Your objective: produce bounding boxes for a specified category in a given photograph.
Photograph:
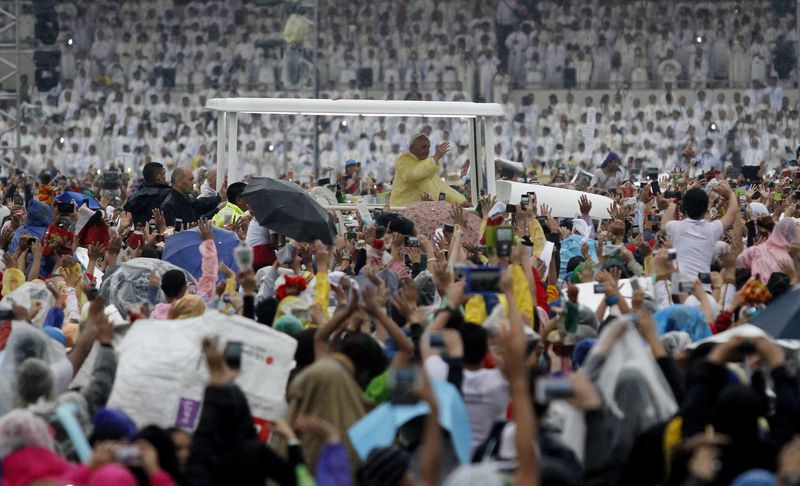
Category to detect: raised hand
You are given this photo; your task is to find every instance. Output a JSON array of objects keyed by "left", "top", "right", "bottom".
[
  {"left": 30, "top": 239, "right": 43, "bottom": 258},
  {"left": 450, "top": 203, "right": 466, "bottom": 228},
  {"left": 653, "top": 249, "right": 675, "bottom": 278},
  {"left": 578, "top": 194, "right": 592, "bottom": 216},
  {"left": 607, "top": 201, "right": 630, "bottom": 221},
  {"left": 433, "top": 141, "right": 450, "bottom": 162},
  {"left": 152, "top": 208, "right": 167, "bottom": 233},
  {"left": 478, "top": 194, "right": 497, "bottom": 218},
  {"left": 314, "top": 242, "right": 331, "bottom": 272},
  {"left": 201, "top": 336, "right": 238, "bottom": 385},
  {"left": 197, "top": 217, "right": 214, "bottom": 241},
  {"left": 362, "top": 284, "right": 387, "bottom": 316},
  {"left": 2, "top": 251, "right": 17, "bottom": 270},
  {"left": 119, "top": 211, "right": 133, "bottom": 230},
  {"left": 88, "top": 243, "right": 105, "bottom": 260}
]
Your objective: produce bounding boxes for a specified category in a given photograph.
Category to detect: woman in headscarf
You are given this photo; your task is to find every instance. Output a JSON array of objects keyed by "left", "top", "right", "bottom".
[{"left": 737, "top": 217, "right": 799, "bottom": 282}]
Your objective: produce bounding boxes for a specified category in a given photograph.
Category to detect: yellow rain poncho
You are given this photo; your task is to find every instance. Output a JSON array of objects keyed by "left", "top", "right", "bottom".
[{"left": 389, "top": 152, "right": 466, "bottom": 207}]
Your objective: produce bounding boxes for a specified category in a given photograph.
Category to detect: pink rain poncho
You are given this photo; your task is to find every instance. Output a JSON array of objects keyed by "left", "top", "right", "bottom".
[{"left": 737, "top": 218, "right": 799, "bottom": 282}]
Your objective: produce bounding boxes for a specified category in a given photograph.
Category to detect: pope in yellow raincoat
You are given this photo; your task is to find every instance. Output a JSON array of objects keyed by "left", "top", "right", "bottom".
[{"left": 389, "top": 134, "right": 467, "bottom": 207}]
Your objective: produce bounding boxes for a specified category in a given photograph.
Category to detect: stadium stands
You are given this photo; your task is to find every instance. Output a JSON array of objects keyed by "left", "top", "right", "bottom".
[{"left": 9, "top": 0, "right": 800, "bottom": 183}]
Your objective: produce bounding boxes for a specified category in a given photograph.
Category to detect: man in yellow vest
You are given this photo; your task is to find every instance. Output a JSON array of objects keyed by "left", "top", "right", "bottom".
[
  {"left": 389, "top": 134, "right": 467, "bottom": 207},
  {"left": 212, "top": 182, "right": 248, "bottom": 228}
]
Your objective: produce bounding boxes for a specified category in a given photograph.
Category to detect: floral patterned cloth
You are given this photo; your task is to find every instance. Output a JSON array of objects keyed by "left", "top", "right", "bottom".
[
  {"left": 42, "top": 225, "right": 74, "bottom": 257},
  {"left": 400, "top": 201, "right": 482, "bottom": 246}
]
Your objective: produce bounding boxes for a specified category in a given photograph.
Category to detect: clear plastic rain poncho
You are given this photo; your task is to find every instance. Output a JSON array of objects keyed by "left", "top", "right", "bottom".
[
  {"left": 557, "top": 316, "right": 678, "bottom": 463},
  {"left": 99, "top": 257, "right": 196, "bottom": 316},
  {"left": 0, "top": 322, "right": 70, "bottom": 416},
  {"left": 0, "top": 282, "right": 57, "bottom": 328},
  {"left": 583, "top": 317, "right": 677, "bottom": 423}
]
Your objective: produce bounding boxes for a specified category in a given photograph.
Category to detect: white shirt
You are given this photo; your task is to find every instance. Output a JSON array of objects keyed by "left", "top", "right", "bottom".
[
  {"left": 665, "top": 218, "right": 724, "bottom": 278},
  {"left": 246, "top": 218, "right": 271, "bottom": 247},
  {"left": 425, "top": 354, "right": 509, "bottom": 449}
]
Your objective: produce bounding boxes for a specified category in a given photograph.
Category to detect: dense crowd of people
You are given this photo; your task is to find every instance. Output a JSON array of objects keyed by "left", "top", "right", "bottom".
[
  {"left": 2, "top": 0, "right": 796, "bottom": 187},
  {"left": 1, "top": 0, "right": 800, "bottom": 485},
  {"left": 0, "top": 124, "right": 799, "bottom": 485},
  {"left": 46, "top": 0, "right": 798, "bottom": 95}
]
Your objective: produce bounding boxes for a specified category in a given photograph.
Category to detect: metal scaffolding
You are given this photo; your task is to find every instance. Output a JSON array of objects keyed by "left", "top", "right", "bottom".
[{"left": 0, "top": 0, "right": 20, "bottom": 169}]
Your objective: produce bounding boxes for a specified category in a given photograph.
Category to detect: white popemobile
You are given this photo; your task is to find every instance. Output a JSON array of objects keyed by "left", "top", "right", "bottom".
[{"left": 205, "top": 97, "right": 613, "bottom": 220}]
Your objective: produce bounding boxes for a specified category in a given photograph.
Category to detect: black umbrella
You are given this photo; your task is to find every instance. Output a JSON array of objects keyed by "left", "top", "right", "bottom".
[
  {"left": 751, "top": 286, "right": 800, "bottom": 339},
  {"left": 242, "top": 178, "right": 337, "bottom": 245}
]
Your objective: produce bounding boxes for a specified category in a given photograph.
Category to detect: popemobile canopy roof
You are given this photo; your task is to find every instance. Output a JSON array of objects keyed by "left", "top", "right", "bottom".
[{"left": 206, "top": 98, "right": 505, "bottom": 118}]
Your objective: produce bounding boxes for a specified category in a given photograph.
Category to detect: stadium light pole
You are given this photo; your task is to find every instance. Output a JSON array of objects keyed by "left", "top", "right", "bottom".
[
  {"left": 13, "top": 0, "right": 18, "bottom": 168},
  {"left": 0, "top": 0, "right": 22, "bottom": 170},
  {"left": 312, "top": 0, "right": 320, "bottom": 180}
]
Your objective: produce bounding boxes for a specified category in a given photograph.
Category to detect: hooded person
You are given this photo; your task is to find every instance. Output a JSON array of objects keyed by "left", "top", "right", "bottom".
[
  {"left": 273, "top": 315, "right": 303, "bottom": 336},
  {"left": 0, "top": 408, "right": 175, "bottom": 486},
  {"left": 281, "top": 332, "right": 387, "bottom": 472},
  {"left": 28, "top": 391, "right": 94, "bottom": 462},
  {"left": 2, "top": 267, "right": 26, "bottom": 296},
  {"left": 736, "top": 217, "right": 800, "bottom": 282},
  {"left": 0, "top": 323, "right": 72, "bottom": 416},
  {"left": 0, "top": 408, "right": 56, "bottom": 458},
  {"left": 168, "top": 294, "right": 207, "bottom": 319},
  {"left": 413, "top": 270, "right": 440, "bottom": 312},
  {"left": 7, "top": 198, "right": 52, "bottom": 254},
  {"left": 255, "top": 265, "right": 297, "bottom": 304},
  {"left": 90, "top": 407, "right": 138, "bottom": 443},
  {"left": 559, "top": 218, "right": 598, "bottom": 278},
  {"left": 653, "top": 305, "right": 711, "bottom": 342},
  {"left": 389, "top": 134, "right": 466, "bottom": 207},
  {"left": 658, "top": 331, "right": 692, "bottom": 357},
  {"left": 0, "top": 409, "right": 77, "bottom": 486},
  {"left": 573, "top": 318, "right": 678, "bottom": 485}
]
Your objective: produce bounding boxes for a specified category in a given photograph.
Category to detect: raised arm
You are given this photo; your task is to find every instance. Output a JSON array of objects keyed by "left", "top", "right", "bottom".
[
  {"left": 663, "top": 201, "right": 677, "bottom": 225},
  {"left": 313, "top": 289, "right": 359, "bottom": 359},
  {"left": 417, "top": 377, "right": 442, "bottom": 486},
  {"left": 363, "top": 285, "right": 414, "bottom": 366},
  {"left": 715, "top": 183, "right": 738, "bottom": 230},
  {"left": 197, "top": 218, "right": 219, "bottom": 301},
  {"left": 499, "top": 268, "right": 538, "bottom": 486}
]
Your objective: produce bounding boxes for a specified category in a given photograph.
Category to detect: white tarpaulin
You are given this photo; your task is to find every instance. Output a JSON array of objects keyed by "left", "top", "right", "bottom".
[{"left": 107, "top": 311, "right": 297, "bottom": 436}]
